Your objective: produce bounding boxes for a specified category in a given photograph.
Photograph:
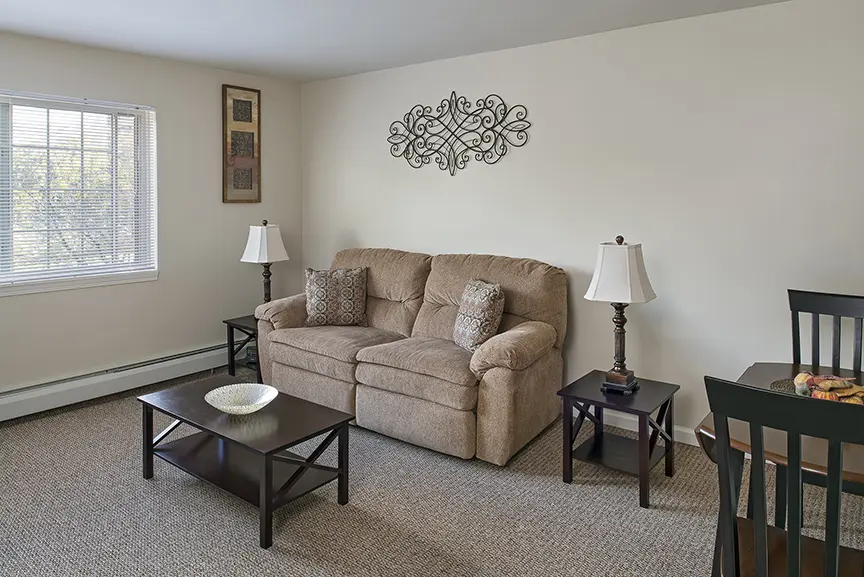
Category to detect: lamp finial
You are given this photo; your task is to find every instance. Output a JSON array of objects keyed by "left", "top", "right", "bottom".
[
  {"left": 615, "top": 235, "right": 624, "bottom": 245},
  {"left": 262, "top": 219, "right": 268, "bottom": 226}
]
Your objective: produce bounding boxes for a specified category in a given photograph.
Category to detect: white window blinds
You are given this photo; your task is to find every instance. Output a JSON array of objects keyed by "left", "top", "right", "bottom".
[{"left": 0, "top": 91, "right": 156, "bottom": 294}]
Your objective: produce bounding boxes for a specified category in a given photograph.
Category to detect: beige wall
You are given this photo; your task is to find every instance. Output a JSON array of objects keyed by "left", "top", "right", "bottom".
[
  {"left": 0, "top": 33, "right": 302, "bottom": 391},
  {"left": 301, "top": 0, "right": 863, "bottom": 429}
]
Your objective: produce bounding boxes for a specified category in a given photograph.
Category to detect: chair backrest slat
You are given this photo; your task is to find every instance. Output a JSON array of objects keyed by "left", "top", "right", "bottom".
[
  {"left": 854, "top": 318, "right": 863, "bottom": 374},
  {"left": 812, "top": 313, "right": 821, "bottom": 367},
  {"left": 832, "top": 315, "right": 842, "bottom": 372},
  {"left": 786, "top": 432, "right": 803, "bottom": 576},
  {"left": 824, "top": 441, "right": 844, "bottom": 577},
  {"left": 748, "top": 422, "right": 769, "bottom": 577},
  {"left": 791, "top": 311, "right": 801, "bottom": 365},
  {"left": 705, "top": 376, "right": 859, "bottom": 577},
  {"left": 789, "top": 289, "right": 864, "bottom": 369}
]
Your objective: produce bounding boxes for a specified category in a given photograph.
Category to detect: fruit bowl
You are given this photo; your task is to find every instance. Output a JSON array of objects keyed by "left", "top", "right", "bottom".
[{"left": 204, "top": 383, "right": 278, "bottom": 415}]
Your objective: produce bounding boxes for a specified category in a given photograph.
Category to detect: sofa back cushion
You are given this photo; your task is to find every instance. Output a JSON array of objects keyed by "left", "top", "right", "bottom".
[
  {"left": 331, "top": 248, "right": 432, "bottom": 337},
  {"left": 412, "top": 254, "right": 568, "bottom": 348}
]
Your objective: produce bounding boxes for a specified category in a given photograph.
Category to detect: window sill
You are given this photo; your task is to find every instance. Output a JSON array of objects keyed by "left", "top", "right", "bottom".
[{"left": 0, "top": 270, "right": 159, "bottom": 297}]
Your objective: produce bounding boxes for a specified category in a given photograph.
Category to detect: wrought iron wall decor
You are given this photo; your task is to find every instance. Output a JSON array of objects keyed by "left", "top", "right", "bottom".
[{"left": 387, "top": 91, "right": 531, "bottom": 176}]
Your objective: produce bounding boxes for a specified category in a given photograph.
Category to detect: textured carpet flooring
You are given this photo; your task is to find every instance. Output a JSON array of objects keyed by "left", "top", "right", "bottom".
[{"left": 2, "top": 370, "right": 863, "bottom": 576}]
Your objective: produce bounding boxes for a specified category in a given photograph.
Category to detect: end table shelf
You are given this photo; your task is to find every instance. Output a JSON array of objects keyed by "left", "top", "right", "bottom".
[
  {"left": 572, "top": 431, "right": 670, "bottom": 477},
  {"left": 233, "top": 358, "right": 259, "bottom": 372},
  {"left": 558, "top": 370, "right": 680, "bottom": 509}
]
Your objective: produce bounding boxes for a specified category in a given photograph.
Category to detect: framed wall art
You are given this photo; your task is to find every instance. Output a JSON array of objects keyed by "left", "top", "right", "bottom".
[{"left": 222, "top": 85, "right": 261, "bottom": 203}]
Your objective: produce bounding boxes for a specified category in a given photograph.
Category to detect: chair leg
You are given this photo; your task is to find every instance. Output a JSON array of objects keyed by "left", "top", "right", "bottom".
[
  {"left": 712, "top": 521, "right": 723, "bottom": 577},
  {"left": 775, "top": 464, "right": 787, "bottom": 529},
  {"left": 713, "top": 449, "right": 745, "bottom": 576}
]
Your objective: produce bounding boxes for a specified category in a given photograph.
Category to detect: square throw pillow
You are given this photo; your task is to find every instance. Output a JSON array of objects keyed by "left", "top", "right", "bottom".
[
  {"left": 453, "top": 279, "right": 505, "bottom": 352},
  {"left": 305, "top": 267, "right": 368, "bottom": 327}
]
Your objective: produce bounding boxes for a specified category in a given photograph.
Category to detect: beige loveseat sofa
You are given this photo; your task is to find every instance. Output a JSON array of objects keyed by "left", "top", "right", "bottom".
[{"left": 254, "top": 248, "right": 567, "bottom": 466}]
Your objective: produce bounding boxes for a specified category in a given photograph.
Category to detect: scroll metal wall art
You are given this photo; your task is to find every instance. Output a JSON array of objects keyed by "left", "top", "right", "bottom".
[{"left": 387, "top": 91, "right": 531, "bottom": 176}]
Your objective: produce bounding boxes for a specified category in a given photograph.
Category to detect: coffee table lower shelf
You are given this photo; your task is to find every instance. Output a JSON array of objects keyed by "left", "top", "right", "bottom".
[{"left": 154, "top": 432, "right": 339, "bottom": 508}]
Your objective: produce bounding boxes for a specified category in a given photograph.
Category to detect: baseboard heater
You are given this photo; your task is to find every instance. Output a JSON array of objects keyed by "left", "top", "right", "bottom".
[{"left": 0, "top": 342, "right": 243, "bottom": 423}]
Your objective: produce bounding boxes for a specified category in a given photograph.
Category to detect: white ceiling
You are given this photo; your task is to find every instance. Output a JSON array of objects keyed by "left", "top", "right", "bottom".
[{"left": 0, "top": 0, "right": 788, "bottom": 81}]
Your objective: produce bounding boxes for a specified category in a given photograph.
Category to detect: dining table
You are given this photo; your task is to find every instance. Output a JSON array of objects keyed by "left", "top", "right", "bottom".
[
  {"left": 696, "top": 362, "right": 864, "bottom": 575},
  {"left": 695, "top": 362, "right": 864, "bottom": 488}
]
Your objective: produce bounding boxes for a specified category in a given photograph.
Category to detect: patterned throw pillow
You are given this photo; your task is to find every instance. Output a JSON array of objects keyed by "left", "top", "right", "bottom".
[
  {"left": 453, "top": 279, "right": 505, "bottom": 352},
  {"left": 304, "top": 267, "right": 368, "bottom": 327}
]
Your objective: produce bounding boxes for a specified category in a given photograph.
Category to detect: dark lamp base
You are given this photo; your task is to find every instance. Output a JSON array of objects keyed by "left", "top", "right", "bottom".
[{"left": 602, "top": 369, "right": 639, "bottom": 395}]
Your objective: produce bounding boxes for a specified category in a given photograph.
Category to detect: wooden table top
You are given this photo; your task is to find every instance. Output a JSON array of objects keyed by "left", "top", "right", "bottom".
[
  {"left": 557, "top": 370, "right": 679, "bottom": 415},
  {"left": 223, "top": 314, "right": 258, "bottom": 331},
  {"left": 696, "top": 362, "right": 864, "bottom": 484},
  {"left": 138, "top": 376, "right": 353, "bottom": 455}
]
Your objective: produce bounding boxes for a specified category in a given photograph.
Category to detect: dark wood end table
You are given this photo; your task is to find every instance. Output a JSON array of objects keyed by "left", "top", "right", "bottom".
[
  {"left": 224, "top": 315, "right": 262, "bottom": 383},
  {"left": 558, "top": 370, "right": 680, "bottom": 508},
  {"left": 138, "top": 375, "right": 353, "bottom": 548}
]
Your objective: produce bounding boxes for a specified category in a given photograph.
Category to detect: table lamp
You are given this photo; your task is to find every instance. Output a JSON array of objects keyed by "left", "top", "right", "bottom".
[
  {"left": 240, "top": 220, "right": 290, "bottom": 302},
  {"left": 584, "top": 235, "right": 656, "bottom": 395}
]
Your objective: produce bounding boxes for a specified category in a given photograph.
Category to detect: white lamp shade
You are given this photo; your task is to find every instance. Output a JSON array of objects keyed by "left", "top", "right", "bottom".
[
  {"left": 584, "top": 239, "right": 656, "bottom": 304},
  {"left": 240, "top": 223, "right": 290, "bottom": 264}
]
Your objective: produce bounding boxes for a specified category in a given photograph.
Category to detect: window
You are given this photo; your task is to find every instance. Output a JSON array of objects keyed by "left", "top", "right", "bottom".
[{"left": 0, "top": 91, "right": 156, "bottom": 295}]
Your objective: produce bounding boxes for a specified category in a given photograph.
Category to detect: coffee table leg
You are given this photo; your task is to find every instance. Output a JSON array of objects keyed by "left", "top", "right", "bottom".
[
  {"left": 142, "top": 404, "right": 153, "bottom": 479},
  {"left": 638, "top": 414, "right": 650, "bottom": 508},
  {"left": 338, "top": 424, "right": 349, "bottom": 505},
  {"left": 260, "top": 455, "right": 273, "bottom": 549}
]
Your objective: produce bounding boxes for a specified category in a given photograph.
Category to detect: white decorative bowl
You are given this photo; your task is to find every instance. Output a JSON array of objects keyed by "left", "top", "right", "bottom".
[{"left": 204, "top": 383, "right": 278, "bottom": 415}]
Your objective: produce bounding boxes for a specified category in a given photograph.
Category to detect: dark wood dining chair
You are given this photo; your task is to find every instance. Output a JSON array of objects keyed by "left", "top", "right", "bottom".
[
  {"left": 788, "top": 289, "right": 864, "bottom": 374},
  {"left": 706, "top": 376, "right": 864, "bottom": 576},
  {"left": 770, "top": 290, "right": 864, "bottom": 529}
]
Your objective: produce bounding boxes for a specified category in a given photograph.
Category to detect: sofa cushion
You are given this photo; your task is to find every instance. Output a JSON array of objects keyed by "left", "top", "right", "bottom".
[
  {"left": 269, "top": 326, "right": 403, "bottom": 383},
  {"left": 332, "top": 248, "right": 432, "bottom": 337},
  {"left": 270, "top": 342, "right": 355, "bottom": 383},
  {"left": 412, "top": 253, "right": 568, "bottom": 348},
  {"left": 304, "top": 267, "right": 368, "bottom": 327},
  {"left": 355, "top": 385, "right": 476, "bottom": 460},
  {"left": 272, "top": 363, "right": 357, "bottom": 415},
  {"left": 356, "top": 363, "right": 478, "bottom": 411},
  {"left": 356, "top": 336, "right": 476, "bottom": 387},
  {"left": 453, "top": 279, "right": 505, "bottom": 352}
]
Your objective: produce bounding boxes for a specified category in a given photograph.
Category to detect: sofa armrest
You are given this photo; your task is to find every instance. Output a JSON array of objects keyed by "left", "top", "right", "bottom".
[
  {"left": 254, "top": 293, "right": 307, "bottom": 330},
  {"left": 470, "top": 321, "right": 557, "bottom": 378}
]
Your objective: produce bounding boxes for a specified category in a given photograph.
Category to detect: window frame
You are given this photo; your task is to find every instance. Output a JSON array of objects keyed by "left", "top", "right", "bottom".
[{"left": 0, "top": 92, "right": 157, "bottom": 297}]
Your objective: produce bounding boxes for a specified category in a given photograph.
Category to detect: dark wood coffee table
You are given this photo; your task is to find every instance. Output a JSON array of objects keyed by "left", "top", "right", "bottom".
[{"left": 138, "top": 375, "right": 352, "bottom": 548}]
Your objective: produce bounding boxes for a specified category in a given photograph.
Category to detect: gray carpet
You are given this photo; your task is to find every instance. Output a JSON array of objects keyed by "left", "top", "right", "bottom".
[{"left": 1, "top": 370, "right": 862, "bottom": 576}]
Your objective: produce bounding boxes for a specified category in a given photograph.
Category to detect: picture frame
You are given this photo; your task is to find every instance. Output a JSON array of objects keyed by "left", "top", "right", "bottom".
[{"left": 222, "top": 84, "right": 261, "bottom": 203}]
